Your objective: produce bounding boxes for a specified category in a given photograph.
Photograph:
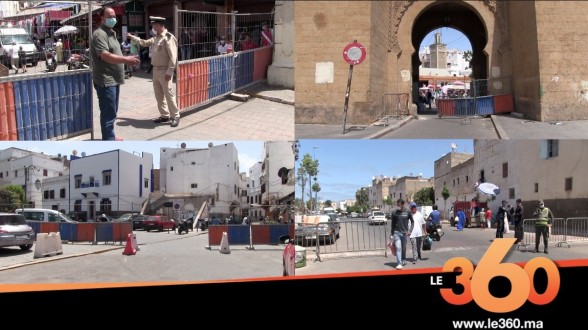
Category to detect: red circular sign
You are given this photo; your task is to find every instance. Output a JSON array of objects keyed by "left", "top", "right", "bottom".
[{"left": 343, "top": 42, "right": 366, "bottom": 65}]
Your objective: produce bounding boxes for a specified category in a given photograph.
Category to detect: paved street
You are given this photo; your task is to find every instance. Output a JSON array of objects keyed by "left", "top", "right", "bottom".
[
  {"left": 296, "top": 217, "right": 588, "bottom": 276},
  {"left": 0, "top": 228, "right": 286, "bottom": 283},
  {"left": 381, "top": 114, "right": 499, "bottom": 138}
]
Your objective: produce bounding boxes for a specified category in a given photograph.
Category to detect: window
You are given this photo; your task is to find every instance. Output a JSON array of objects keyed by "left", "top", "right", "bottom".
[
  {"left": 457, "top": 178, "right": 460, "bottom": 185},
  {"left": 14, "top": 170, "right": 18, "bottom": 177},
  {"left": 534, "top": 183, "right": 539, "bottom": 193},
  {"left": 466, "top": 175, "right": 469, "bottom": 183},
  {"left": 400, "top": 193, "right": 402, "bottom": 199},
  {"left": 191, "top": 161, "right": 196, "bottom": 165},
  {"left": 48, "top": 213, "right": 60, "bottom": 222},
  {"left": 60, "top": 188, "right": 66, "bottom": 198},
  {"left": 43, "top": 169, "right": 48, "bottom": 176},
  {"left": 565, "top": 177, "right": 573, "bottom": 191},
  {"left": 100, "top": 199, "right": 112, "bottom": 212},
  {"left": 170, "top": 166, "right": 174, "bottom": 171},
  {"left": 480, "top": 170, "right": 485, "bottom": 183},
  {"left": 541, "top": 140, "right": 559, "bottom": 159},
  {"left": 74, "top": 176, "right": 81, "bottom": 188},
  {"left": 502, "top": 162, "right": 508, "bottom": 178},
  {"left": 0, "top": 172, "right": 3, "bottom": 178},
  {"left": 509, "top": 188, "right": 515, "bottom": 199},
  {"left": 103, "top": 172, "right": 111, "bottom": 186},
  {"left": 89, "top": 176, "right": 95, "bottom": 185},
  {"left": 49, "top": 190, "right": 55, "bottom": 199},
  {"left": 453, "top": 179, "right": 455, "bottom": 186},
  {"left": 44, "top": 190, "right": 49, "bottom": 199},
  {"left": 191, "top": 183, "right": 198, "bottom": 188},
  {"left": 144, "top": 179, "right": 149, "bottom": 189},
  {"left": 234, "top": 185, "right": 237, "bottom": 194},
  {"left": 74, "top": 200, "right": 82, "bottom": 212}
]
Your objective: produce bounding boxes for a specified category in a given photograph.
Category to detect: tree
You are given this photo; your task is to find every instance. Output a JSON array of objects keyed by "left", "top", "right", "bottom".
[
  {"left": 355, "top": 188, "right": 369, "bottom": 213},
  {"left": 311, "top": 182, "right": 321, "bottom": 213},
  {"left": 0, "top": 188, "right": 21, "bottom": 212},
  {"left": 306, "top": 197, "right": 317, "bottom": 213},
  {"left": 442, "top": 186, "right": 451, "bottom": 219},
  {"left": 325, "top": 200, "right": 332, "bottom": 207},
  {"left": 301, "top": 153, "right": 319, "bottom": 214},
  {"left": 3, "top": 184, "right": 24, "bottom": 205},
  {"left": 414, "top": 187, "right": 435, "bottom": 206},
  {"left": 296, "top": 166, "right": 307, "bottom": 214},
  {"left": 463, "top": 50, "right": 473, "bottom": 68}
]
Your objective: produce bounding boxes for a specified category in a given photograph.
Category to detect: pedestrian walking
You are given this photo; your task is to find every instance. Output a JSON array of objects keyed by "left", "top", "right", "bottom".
[
  {"left": 409, "top": 203, "right": 427, "bottom": 264},
  {"left": 513, "top": 199, "right": 524, "bottom": 244},
  {"left": 456, "top": 208, "right": 466, "bottom": 231},
  {"left": 479, "top": 208, "right": 486, "bottom": 229},
  {"left": 90, "top": 6, "right": 141, "bottom": 141},
  {"left": 8, "top": 41, "right": 19, "bottom": 74},
  {"left": 484, "top": 207, "right": 492, "bottom": 229},
  {"left": 532, "top": 200, "right": 554, "bottom": 254},
  {"left": 495, "top": 200, "right": 508, "bottom": 238},
  {"left": 128, "top": 16, "right": 180, "bottom": 128},
  {"left": 391, "top": 199, "right": 414, "bottom": 270},
  {"left": 18, "top": 46, "right": 27, "bottom": 73}
]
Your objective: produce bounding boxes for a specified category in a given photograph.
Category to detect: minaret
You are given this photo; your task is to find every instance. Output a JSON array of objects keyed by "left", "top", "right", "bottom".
[{"left": 430, "top": 32, "right": 448, "bottom": 69}]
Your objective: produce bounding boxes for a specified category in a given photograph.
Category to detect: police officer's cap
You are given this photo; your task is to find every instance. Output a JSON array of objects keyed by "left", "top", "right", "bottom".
[{"left": 150, "top": 16, "right": 166, "bottom": 25}]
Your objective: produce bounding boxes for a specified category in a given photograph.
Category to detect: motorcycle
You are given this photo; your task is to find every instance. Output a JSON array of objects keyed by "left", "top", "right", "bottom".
[
  {"left": 45, "top": 47, "right": 57, "bottom": 72},
  {"left": 197, "top": 218, "right": 209, "bottom": 231},
  {"left": 67, "top": 49, "right": 90, "bottom": 70},
  {"left": 426, "top": 221, "right": 444, "bottom": 241},
  {"left": 176, "top": 219, "right": 189, "bottom": 235}
]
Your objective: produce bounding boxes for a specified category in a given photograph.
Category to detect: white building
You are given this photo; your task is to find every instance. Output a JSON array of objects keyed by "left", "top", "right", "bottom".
[
  {"left": 41, "top": 170, "right": 70, "bottom": 212},
  {"left": 262, "top": 141, "right": 295, "bottom": 205},
  {"left": 0, "top": 1, "right": 21, "bottom": 19},
  {"left": 0, "top": 147, "right": 68, "bottom": 208},
  {"left": 160, "top": 143, "right": 240, "bottom": 217},
  {"left": 69, "top": 150, "right": 153, "bottom": 220},
  {"left": 248, "top": 161, "right": 264, "bottom": 220}
]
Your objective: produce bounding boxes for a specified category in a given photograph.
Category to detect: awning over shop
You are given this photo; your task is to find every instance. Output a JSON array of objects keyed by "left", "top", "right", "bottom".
[
  {"left": 48, "top": 10, "right": 71, "bottom": 21},
  {"left": 60, "top": 5, "right": 102, "bottom": 25},
  {"left": 1, "top": 3, "right": 77, "bottom": 21}
]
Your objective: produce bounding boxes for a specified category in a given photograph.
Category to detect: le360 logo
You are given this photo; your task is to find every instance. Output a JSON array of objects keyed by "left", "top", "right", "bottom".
[{"left": 439, "top": 238, "right": 560, "bottom": 313}]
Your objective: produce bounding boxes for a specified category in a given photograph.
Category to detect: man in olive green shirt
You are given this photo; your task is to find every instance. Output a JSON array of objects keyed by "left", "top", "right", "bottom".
[
  {"left": 532, "top": 200, "right": 554, "bottom": 254},
  {"left": 91, "top": 6, "right": 140, "bottom": 140}
]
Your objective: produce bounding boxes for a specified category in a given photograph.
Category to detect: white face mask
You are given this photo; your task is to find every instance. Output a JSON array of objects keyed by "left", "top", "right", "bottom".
[{"left": 151, "top": 28, "right": 157, "bottom": 36}]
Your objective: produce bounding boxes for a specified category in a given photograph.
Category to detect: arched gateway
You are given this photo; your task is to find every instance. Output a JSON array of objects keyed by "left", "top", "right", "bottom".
[{"left": 295, "top": 1, "right": 588, "bottom": 124}]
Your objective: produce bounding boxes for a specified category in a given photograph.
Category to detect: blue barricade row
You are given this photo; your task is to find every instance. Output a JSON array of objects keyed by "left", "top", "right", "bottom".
[{"left": 208, "top": 55, "right": 233, "bottom": 99}]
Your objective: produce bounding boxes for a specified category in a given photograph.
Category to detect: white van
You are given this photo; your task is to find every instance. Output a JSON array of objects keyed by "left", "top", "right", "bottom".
[
  {"left": 0, "top": 26, "right": 39, "bottom": 67},
  {"left": 14, "top": 208, "right": 76, "bottom": 223}
]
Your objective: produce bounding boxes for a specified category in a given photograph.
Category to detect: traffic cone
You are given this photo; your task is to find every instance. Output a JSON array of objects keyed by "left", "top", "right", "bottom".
[
  {"left": 219, "top": 231, "right": 230, "bottom": 254},
  {"left": 122, "top": 233, "right": 136, "bottom": 255}
]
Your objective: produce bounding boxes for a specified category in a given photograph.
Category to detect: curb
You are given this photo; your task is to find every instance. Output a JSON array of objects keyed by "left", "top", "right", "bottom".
[
  {"left": 251, "top": 93, "right": 295, "bottom": 106},
  {"left": 490, "top": 115, "right": 509, "bottom": 139},
  {"left": 362, "top": 116, "right": 414, "bottom": 139}
]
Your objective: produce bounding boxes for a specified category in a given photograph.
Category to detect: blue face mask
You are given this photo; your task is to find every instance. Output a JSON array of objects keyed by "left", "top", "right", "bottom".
[{"left": 105, "top": 18, "right": 117, "bottom": 28}]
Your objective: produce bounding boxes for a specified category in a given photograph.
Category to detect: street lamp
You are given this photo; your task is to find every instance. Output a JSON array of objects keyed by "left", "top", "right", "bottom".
[{"left": 313, "top": 146, "right": 319, "bottom": 214}]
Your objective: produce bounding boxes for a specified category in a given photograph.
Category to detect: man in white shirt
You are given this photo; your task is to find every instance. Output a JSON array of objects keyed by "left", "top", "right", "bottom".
[
  {"left": 8, "top": 41, "right": 19, "bottom": 73},
  {"left": 409, "top": 202, "right": 427, "bottom": 264}
]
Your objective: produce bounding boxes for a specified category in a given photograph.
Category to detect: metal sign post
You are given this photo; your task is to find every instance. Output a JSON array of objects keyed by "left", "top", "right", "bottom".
[{"left": 342, "top": 40, "right": 366, "bottom": 134}]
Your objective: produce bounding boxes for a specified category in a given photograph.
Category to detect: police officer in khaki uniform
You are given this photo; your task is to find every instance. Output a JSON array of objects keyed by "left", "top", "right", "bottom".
[{"left": 127, "top": 17, "right": 180, "bottom": 127}]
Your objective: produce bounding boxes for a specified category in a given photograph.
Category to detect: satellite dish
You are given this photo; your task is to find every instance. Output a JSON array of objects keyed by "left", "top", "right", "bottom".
[
  {"left": 57, "top": 153, "right": 62, "bottom": 157},
  {"left": 451, "top": 143, "right": 457, "bottom": 151},
  {"left": 208, "top": 142, "right": 213, "bottom": 148},
  {"left": 180, "top": 143, "right": 186, "bottom": 148},
  {"left": 419, "top": 172, "right": 423, "bottom": 177},
  {"left": 81, "top": 152, "right": 86, "bottom": 157},
  {"left": 72, "top": 150, "right": 77, "bottom": 156}
]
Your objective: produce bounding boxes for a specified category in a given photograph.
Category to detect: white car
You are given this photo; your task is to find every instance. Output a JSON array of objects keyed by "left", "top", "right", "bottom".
[{"left": 369, "top": 211, "right": 387, "bottom": 225}]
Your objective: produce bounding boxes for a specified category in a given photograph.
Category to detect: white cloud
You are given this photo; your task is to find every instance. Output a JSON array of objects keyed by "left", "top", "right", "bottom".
[{"left": 239, "top": 153, "right": 260, "bottom": 174}]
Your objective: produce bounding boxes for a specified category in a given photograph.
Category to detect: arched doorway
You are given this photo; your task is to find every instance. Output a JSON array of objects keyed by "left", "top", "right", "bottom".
[{"left": 411, "top": 1, "right": 489, "bottom": 103}]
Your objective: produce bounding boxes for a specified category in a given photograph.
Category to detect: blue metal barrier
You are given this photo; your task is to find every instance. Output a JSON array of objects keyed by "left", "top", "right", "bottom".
[
  {"left": 58, "top": 222, "right": 77, "bottom": 241},
  {"left": 476, "top": 96, "right": 495, "bottom": 116},
  {"left": 228, "top": 225, "right": 250, "bottom": 245},
  {"left": 95, "top": 223, "right": 114, "bottom": 242},
  {"left": 234, "top": 51, "right": 254, "bottom": 89},
  {"left": 269, "top": 224, "right": 292, "bottom": 244},
  {"left": 208, "top": 55, "right": 232, "bottom": 99}
]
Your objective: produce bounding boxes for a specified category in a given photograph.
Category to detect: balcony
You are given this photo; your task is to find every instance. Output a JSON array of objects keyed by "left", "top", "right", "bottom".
[{"left": 79, "top": 180, "right": 100, "bottom": 188}]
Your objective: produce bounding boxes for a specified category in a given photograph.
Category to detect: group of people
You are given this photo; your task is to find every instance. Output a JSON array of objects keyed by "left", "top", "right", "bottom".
[
  {"left": 388, "top": 198, "right": 555, "bottom": 270},
  {"left": 6, "top": 41, "right": 27, "bottom": 74},
  {"left": 90, "top": 8, "right": 181, "bottom": 140}
]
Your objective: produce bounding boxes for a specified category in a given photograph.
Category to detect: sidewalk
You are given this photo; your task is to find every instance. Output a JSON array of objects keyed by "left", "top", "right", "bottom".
[
  {"left": 70, "top": 73, "right": 294, "bottom": 141},
  {"left": 296, "top": 112, "right": 588, "bottom": 139}
]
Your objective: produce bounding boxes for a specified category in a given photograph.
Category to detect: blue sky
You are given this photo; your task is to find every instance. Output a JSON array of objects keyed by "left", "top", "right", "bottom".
[
  {"left": 0, "top": 141, "right": 266, "bottom": 172},
  {"left": 296, "top": 140, "right": 474, "bottom": 203},
  {"left": 420, "top": 28, "right": 472, "bottom": 51}
]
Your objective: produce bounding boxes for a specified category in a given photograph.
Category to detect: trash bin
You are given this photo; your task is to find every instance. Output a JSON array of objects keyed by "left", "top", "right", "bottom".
[{"left": 295, "top": 245, "right": 307, "bottom": 268}]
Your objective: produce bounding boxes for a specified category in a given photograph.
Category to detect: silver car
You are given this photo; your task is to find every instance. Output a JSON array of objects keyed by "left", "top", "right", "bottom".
[{"left": 0, "top": 213, "right": 35, "bottom": 251}]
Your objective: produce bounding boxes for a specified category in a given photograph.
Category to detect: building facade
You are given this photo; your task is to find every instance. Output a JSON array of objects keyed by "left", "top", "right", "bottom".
[
  {"left": 69, "top": 150, "right": 154, "bottom": 220},
  {"left": 0, "top": 148, "right": 68, "bottom": 208},
  {"left": 388, "top": 175, "right": 435, "bottom": 205},
  {"left": 41, "top": 171, "right": 70, "bottom": 212},
  {"left": 295, "top": 1, "right": 588, "bottom": 124},
  {"left": 433, "top": 151, "right": 474, "bottom": 214},
  {"left": 370, "top": 176, "right": 395, "bottom": 211}
]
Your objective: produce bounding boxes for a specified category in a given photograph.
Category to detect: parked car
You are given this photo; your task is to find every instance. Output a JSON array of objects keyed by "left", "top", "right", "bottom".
[
  {"left": 91, "top": 214, "right": 114, "bottom": 223},
  {"left": 114, "top": 213, "right": 135, "bottom": 222},
  {"left": 0, "top": 213, "right": 35, "bottom": 251},
  {"left": 143, "top": 215, "right": 175, "bottom": 232},
  {"left": 15, "top": 208, "right": 76, "bottom": 223},
  {"left": 369, "top": 211, "right": 387, "bottom": 225},
  {"left": 295, "top": 214, "right": 340, "bottom": 245},
  {"left": 131, "top": 215, "right": 148, "bottom": 230}
]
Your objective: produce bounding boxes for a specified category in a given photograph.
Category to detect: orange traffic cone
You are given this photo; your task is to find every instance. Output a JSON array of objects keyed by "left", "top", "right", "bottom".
[{"left": 122, "top": 233, "right": 136, "bottom": 255}]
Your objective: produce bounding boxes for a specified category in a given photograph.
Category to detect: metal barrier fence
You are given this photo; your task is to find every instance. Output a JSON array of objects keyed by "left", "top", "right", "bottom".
[
  {"left": 176, "top": 9, "right": 274, "bottom": 112},
  {"left": 27, "top": 220, "right": 133, "bottom": 245},
  {"left": 559, "top": 217, "right": 588, "bottom": 247},
  {"left": 0, "top": 69, "right": 93, "bottom": 140},
  {"left": 378, "top": 93, "right": 410, "bottom": 123},
  {"left": 296, "top": 220, "right": 390, "bottom": 262},
  {"left": 206, "top": 223, "right": 293, "bottom": 250},
  {"left": 518, "top": 218, "right": 567, "bottom": 251}
]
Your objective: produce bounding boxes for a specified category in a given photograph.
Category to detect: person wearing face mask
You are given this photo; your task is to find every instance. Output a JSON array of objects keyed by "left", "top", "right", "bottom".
[
  {"left": 90, "top": 6, "right": 141, "bottom": 141},
  {"left": 217, "top": 36, "right": 228, "bottom": 54},
  {"left": 127, "top": 17, "right": 180, "bottom": 128},
  {"left": 532, "top": 200, "right": 553, "bottom": 254}
]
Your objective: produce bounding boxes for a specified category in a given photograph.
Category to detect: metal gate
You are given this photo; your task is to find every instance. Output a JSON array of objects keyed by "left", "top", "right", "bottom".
[{"left": 175, "top": 9, "right": 274, "bottom": 112}]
